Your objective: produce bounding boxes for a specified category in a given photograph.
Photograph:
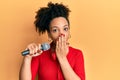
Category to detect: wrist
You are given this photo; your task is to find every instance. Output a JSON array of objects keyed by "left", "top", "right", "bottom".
[
  {"left": 58, "top": 56, "right": 67, "bottom": 63},
  {"left": 23, "top": 56, "right": 32, "bottom": 63}
]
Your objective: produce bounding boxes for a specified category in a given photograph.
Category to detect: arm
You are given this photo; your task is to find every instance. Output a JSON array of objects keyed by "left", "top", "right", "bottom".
[
  {"left": 19, "top": 57, "right": 32, "bottom": 80},
  {"left": 56, "top": 35, "right": 81, "bottom": 80},
  {"left": 19, "top": 43, "right": 41, "bottom": 80},
  {"left": 58, "top": 57, "right": 81, "bottom": 80}
]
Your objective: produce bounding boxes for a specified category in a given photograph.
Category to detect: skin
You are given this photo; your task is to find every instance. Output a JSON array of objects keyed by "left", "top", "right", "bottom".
[{"left": 19, "top": 17, "right": 81, "bottom": 80}]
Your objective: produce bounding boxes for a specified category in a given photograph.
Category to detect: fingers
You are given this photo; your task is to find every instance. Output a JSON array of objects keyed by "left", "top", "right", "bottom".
[
  {"left": 56, "top": 34, "right": 69, "bottom": 58},
  {"left": 32, "top": 50, "right": 43, "bottom": 57},
  {"left": 28, "top": 43, "right": 37, "bottom": 54},
  {"left": 62, "top": 34, "right": 66, "bottom": 47},
  {"left": 56, "top": 34, "right": 68, "bottom": 52},
  {"left": 26, "top": 43, "right": 42, "bottom": 57},
  {"left": 57, "top": 34, "right": 67, "bottom": 47}
]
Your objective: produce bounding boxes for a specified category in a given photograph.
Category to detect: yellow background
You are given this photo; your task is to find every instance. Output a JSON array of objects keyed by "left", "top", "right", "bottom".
[{"left": 0, "top": 0, "right": 120, "bottom": 80}]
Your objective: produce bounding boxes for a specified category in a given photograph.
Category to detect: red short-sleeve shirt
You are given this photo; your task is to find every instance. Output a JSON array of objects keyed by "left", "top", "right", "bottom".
[{"left": 31, "top": 46, "right": 85, "bottom": 80}]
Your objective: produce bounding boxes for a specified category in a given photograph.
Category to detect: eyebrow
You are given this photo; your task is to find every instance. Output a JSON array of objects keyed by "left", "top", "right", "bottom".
[{"left": 51, "top": 24, "right": 69, "bottom": 28}]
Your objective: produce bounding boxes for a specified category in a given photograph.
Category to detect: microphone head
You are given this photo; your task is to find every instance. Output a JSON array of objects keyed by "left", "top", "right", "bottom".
[{"left": 41, "top": 43, "right": 50, "bottom": 51}]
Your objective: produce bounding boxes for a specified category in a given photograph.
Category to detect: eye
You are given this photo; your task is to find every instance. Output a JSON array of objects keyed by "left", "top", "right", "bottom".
[
  {"left": 52, "top": 28, "right": 58, "bottom": 33},
  {"left": 64, "top": 27, "right": 69, "bottom": 31}
]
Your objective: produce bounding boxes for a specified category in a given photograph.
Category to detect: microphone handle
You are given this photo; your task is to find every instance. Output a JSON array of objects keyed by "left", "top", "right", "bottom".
[
  {"left": 21, "top": 49, "right": 31, "bottom": 56},
  {"left": 21, "top": 43, "right": 50, "bottom": 56}
]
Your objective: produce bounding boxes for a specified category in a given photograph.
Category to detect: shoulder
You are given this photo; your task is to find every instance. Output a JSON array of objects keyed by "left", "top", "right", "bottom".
[
  {"left": 69, "top": 46, "right": 83, "bottom": 55},
  {"left": 68, "top": 46, "right": 84, "bottom": 59}
]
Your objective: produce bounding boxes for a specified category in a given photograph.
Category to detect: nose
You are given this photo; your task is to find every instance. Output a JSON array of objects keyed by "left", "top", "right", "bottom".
[
  {"left": 59, "top": 33, "right": 65, "bottom": 36},
  {"left": 59, "top": 29, "right": 65, "bottom": 36}
]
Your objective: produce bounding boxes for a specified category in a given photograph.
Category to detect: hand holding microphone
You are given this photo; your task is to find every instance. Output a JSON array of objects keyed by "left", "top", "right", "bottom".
[{"left": 21, "top": 43, "right": 50, "bottom": 57}]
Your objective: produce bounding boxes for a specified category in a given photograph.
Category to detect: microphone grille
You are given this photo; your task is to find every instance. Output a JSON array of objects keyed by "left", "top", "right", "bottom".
[{"left": 41, "top": 43, "right": 50, "bottom": 51}]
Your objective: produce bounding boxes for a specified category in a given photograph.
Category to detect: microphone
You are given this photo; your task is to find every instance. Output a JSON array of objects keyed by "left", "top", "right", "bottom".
[{"left": 21, "top": 43, "right": 50, "bottom": 56}]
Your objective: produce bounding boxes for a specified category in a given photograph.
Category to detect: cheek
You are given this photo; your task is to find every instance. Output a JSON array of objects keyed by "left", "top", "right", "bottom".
[
  {"left": 66, "top": 32, "right": 70, "bottom": 38},
  {"left": 50, "top": 34, "right": 59, "bottom": 40},
  {"left": 66, "top": 34, "right": 69, "bottom": 41},
  {"left": 50, "top": 32, "right": 70, "bottom": 41}
]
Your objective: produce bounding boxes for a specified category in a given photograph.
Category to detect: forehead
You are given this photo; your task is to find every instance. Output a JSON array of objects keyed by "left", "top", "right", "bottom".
[{"left": 50, "top": 17, "right": 68, "bottom": 28}]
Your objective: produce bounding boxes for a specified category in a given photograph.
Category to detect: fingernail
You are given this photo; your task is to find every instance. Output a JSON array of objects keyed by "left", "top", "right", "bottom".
[
  {"left": 61, "top": 34, "right": 65, "bottom": 37},
  {"left": 30, "top": 54, "right": 33, "bottom": 56},
  {"left": 59, "top": 34, "right": 61, "bottom": 37},
  {"left": 37, "top": 50, "right": 41, "bottom": 53}
]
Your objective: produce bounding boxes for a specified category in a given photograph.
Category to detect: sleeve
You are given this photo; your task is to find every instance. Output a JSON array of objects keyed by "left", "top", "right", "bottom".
[
  {"left": 31, "top": 56, "right": 39, "bottom": 80},
  {"left": 73, "top": 50, "right": 85, "bottom": 80}
]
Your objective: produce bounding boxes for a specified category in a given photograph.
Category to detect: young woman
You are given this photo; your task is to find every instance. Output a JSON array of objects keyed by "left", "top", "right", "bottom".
[{"left": 19, "top": 2, "right": 85, "bottom": 80}]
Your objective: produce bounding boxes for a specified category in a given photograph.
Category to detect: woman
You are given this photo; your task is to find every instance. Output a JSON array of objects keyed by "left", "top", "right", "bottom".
[{"left": 19, "top": 2, "right": 85, "bottom": 80}]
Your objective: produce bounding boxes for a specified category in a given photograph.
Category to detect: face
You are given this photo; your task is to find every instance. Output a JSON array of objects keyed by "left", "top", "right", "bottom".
[{"left": 48, "top": 17, "right": 70, "bottom": 42}]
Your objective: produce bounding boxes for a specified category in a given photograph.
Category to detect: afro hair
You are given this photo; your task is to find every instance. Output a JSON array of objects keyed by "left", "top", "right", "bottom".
[{"left": 34, "top": 2, "right": 71, "bottom": 34}]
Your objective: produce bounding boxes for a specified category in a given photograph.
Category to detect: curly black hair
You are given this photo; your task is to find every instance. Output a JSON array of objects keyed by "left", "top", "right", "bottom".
[{"left": 34, "top": 2, "right": 71, "bottom": 34}]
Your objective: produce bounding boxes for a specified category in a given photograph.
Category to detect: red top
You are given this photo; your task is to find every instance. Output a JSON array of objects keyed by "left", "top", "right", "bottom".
[{"left": 31, "top": 46, "right": 85, "bottom": 80}]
